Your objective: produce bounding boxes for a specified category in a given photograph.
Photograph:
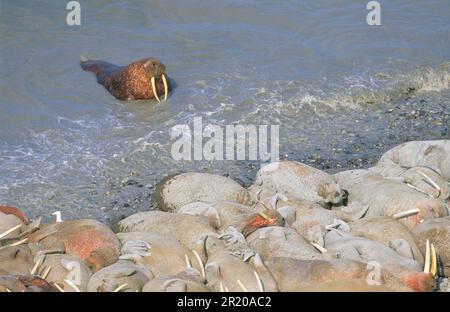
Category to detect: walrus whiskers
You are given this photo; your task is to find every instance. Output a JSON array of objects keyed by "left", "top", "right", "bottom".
[
  {"left": 162, "top": 74, "right": 168, "bottom": 101},
  {"left": 64, "top": 279, "right": 81, "bottom": 292},
  {"left": 191, "top": 249, "right": 206, "bottom": 279},
  {"left": 113, "top": 283, "right": 128, "bottom": 292},
  {"left": 0, "top": 224, "right": 22, "bottom": 240},
  {"left": 423, "top": 239, "right": 431, "bottom": 274},
  {"left": 253, "top": 270, "right": 264, "bottom": 292},
  {"left": 151, "top": 76, "right": 160, "bottom": 102},
  {"left": 237, "top": 280, "right": 249, "bottom": 292},
  {"left": 392, "top": 208, "right": 420, "bottom": 220}
]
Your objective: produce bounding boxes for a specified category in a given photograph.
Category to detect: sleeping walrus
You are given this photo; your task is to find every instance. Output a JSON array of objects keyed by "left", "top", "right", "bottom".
[{"left": 80, "top": 58, "right": 171, "bottom": 101}]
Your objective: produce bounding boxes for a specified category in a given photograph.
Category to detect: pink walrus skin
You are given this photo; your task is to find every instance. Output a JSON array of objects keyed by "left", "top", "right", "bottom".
[
  {"left": 0, "top": 205, "right": 29, "bottom": 224},
  {"left": 325, "top": 232, "right": 435, "bottom": 292},
  {"left": 29, "top": 219, "right": 120, "bottom": 272}
]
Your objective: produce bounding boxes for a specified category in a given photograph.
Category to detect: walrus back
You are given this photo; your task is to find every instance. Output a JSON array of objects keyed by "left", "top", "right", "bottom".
[{"left": 80, "top": 60, "right": 116, "bottom": 75}]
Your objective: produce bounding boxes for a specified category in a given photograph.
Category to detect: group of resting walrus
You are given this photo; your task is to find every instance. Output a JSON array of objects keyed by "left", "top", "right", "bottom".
[{"left": 1, "top": 140, "right": 449, "bottom": 292}]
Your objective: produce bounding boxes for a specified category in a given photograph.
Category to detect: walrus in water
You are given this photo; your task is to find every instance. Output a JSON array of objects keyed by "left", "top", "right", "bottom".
[{"left": 80, "top": 58, "right": 171, "bottom": 101}]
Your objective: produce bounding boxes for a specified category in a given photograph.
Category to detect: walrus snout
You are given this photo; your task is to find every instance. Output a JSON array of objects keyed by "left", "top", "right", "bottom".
[
  {"left": 142, "top": 58, "right": 169, "bottom": 102},
  {"left": 144, "top": 59, "right": 166, "bottom": 76}
]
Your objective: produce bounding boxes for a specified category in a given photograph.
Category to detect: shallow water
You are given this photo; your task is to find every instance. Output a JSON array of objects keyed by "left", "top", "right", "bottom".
[{"left": 0, "top": 0, "right": 449, "bottom": 223}]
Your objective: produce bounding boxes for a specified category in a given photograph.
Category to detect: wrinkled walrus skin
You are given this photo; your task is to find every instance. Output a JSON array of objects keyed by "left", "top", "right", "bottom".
[{"left": 80, "top": 58, "right": 171, "bottom": 101}]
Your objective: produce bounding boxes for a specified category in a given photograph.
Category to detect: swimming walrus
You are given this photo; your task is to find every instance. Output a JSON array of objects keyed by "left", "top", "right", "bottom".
[{"left": 80, "top": 57, "right": 171, "bottom": 101}]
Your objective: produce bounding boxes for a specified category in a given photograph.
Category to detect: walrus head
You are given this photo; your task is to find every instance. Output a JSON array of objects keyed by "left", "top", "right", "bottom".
[{"left": 143, "top": 58, "right": 169, "bottom": 102}]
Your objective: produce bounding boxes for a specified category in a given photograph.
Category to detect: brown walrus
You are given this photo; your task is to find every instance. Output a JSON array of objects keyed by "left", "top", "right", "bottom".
[{"left": 80, "top": 58, "right": 171, "bottom": 101}]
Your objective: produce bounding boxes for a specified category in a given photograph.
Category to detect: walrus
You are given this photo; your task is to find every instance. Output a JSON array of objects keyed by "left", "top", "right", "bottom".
[
  {"left": 199, "top": 236, "right": 278, "bottom": 292},
  {"left": 117, "top": 232, "right": 204, "bottom": 277},
  {"left": 142, "top": 268, "right": 210, "bottom": 292},
  {"left": 80, "top": 57, "right": 171, "bottom": 101},
  {"left": 348, "top": 216, "right": 425, "bottom": 265},
  {"left": 264, "top": 257, "right": 410, "bottom": 292},
  {"left": 246, "top": 226, "right": 326, "bottom": 261},
  {"left": 0, "top": 245, "right": 34, "bottom": 275},
  {"left": 87, "top": 262, "right": 153, "bottom": 292},
  {"left": 114, "top": 211, "right": 217, "bottom": 250},
  {"left": 376, "top": 140, "right": 450, "bottom": 181},
  {"left": 324, "top": 231, "right": 435, "bottom": 291},
  {"left": 178, "top": 201, "right": 283, "bottom": 236},
  {"left": 248, "top": 161, "right": 346, "bottom": 208},
  {"left": 154, "top": 172, "right": 251, "bottom": 212},
  {"left": 0, "top": 275, "right": 57, "bottom": 292},
  {"left": 28, "top": 219, "right": 121, "bottom": 272},
  {"left": 334, "top": 169, "right": 448, "bottom": 229}
]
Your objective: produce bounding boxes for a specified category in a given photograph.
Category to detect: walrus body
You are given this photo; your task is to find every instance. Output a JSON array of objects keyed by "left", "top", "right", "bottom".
[{"left": 80, "top": 58, "right": 171, "bottom": 101}]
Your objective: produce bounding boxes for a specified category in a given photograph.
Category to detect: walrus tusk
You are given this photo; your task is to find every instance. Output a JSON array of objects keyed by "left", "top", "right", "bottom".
[
  {"left": 0, "top": 237, "right": 29, "bottom": 251},
  {"left": 6, "top": 238, "right": 28, "bottom": 247},
  {"left": 310, "top": 242, "right": 327, "bottom": 253},
  {"left": 237, "top": 280, "right": 249, "bottom": 292},
  {"left": 392, "top": 208, "right": 420, "bottom": 220},
  {"left": 113, "top": 283, "right": 128, "bottom": 292},
  {"left": 0, "top": 224, "right": 22, "bottom": 240},
  {"left": 162, "top": 74, "right": 168, "bottom": 101},
  {"left": 424, "top": 239, "right": 431, "bottom": 274},
  {"left": 269, "top": 193, "right": 288, "bottom": 210},
  {"left": 41, "top": 266, "right": 52, "bottom": 280},
  {"left": 253, "top": 270, "right": 264, "bottom": 292},
  {"left": 52, "top": 282, "right": 65, "bottom": 292},
  {"left": 257, "top": 210, "right": 274, "bottom": 223},
  {"left": 191, "top": 249, "right": 206, "bottom": 279},
  {"left": 151, "top": 76, "right": 160, "bottom": 102},
  {"left": 257, "top": 211, "right": 270, "bottom": 221},
  {"left": 219, "top": 281, "right": 225, "bottom": 292},
  {"left": 430, "top": 243, "right": 437, "bottom": 277},
  {"left": 184, "top": 254, "right": 192, "bottom": 268},
  {"left": 405, "top": 183, "right": 432, "bottom": 197},
  {"left": 64, "top": 279, "right": 81, "bottom": 292},
  {"left": 418, "top": 170, "right": 441, "bottom": 197},
  {"left": 31, "top": 257, "right": 43, "bottom": 275},
  {"left": 5, "top": 288, "right": 12, "bottom": 292}
]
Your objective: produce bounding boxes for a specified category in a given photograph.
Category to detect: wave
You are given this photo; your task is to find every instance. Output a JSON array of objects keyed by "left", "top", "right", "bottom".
[{"left": 307, "top": 64, "right": 450, "bottom": 110}]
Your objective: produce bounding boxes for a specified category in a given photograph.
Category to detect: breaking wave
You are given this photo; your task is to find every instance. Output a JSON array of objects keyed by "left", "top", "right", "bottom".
[{"left": 306, "top": 64, "right": 450, "bottom": 110}]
